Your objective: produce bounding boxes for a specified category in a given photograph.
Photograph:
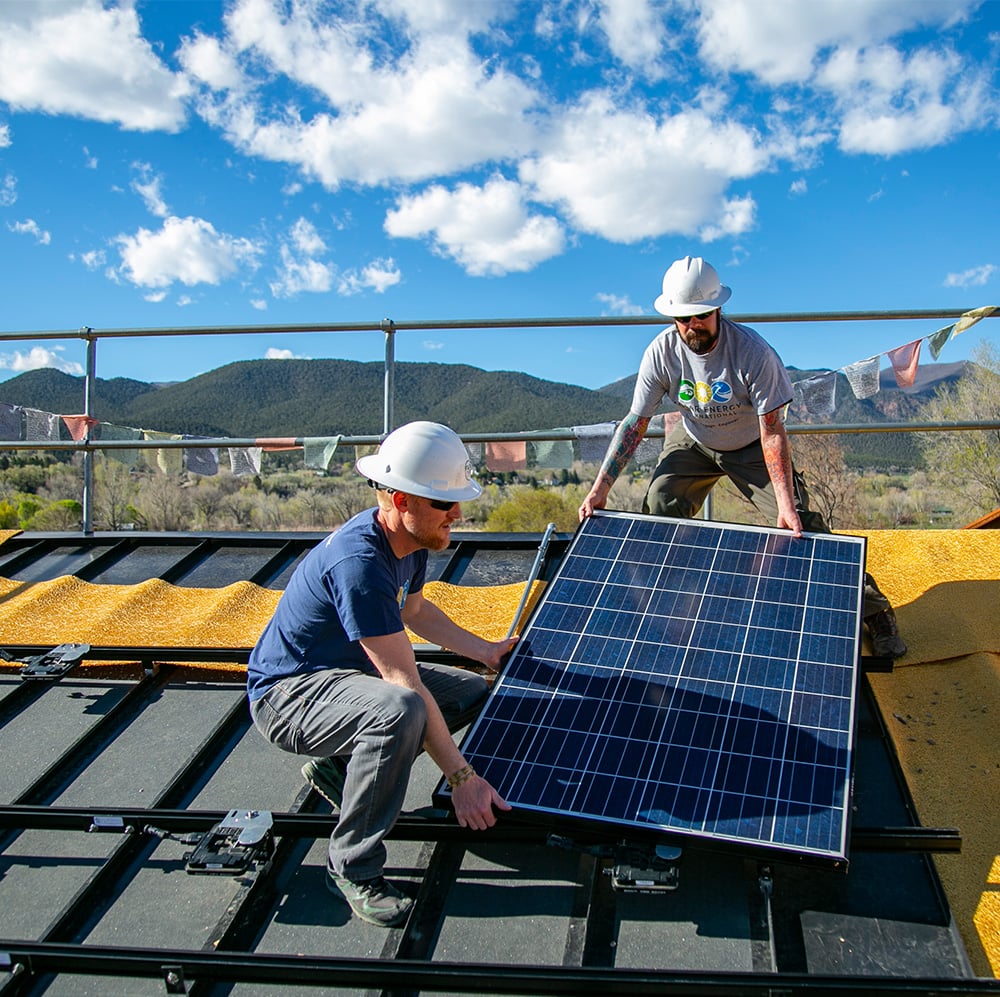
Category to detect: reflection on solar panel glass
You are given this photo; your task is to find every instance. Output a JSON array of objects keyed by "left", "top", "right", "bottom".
[{"left": 457, "top": 512, "right": 866, "bottom": 861}]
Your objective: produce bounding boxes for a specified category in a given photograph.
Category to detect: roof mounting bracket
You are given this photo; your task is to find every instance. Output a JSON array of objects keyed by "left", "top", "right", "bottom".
[
  {"left": 162, "top": 964, "right": 186, "bottom": 994},
  {"left": 16, "top": 643, "right": 90, "bottom": 681},
  {"left": 608, "top": 842, "right": 682, "bottom": 893},
  {"left": 183, "top": 809, "right": 274, "bottom": 876}
]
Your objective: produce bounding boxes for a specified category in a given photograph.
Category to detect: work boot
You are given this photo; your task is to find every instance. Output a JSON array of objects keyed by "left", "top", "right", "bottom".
[
  {"left": 865, "top": 608, "right": 907, "bottom": 658},
  {"left": 301, "top": 756, "right": 347, "bottom": 809},
  {"left": 327, "top": 871, "right": 413, "bottom": 927}
]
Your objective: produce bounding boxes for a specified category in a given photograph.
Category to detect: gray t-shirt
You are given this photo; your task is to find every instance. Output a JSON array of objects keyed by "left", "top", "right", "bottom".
[{"left": 631, "top": 317, "right": 793, "bottom": 451}]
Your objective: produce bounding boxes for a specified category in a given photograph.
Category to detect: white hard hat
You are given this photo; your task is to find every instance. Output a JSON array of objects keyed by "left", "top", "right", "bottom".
[
  {"left": 654, "top": 256, "right": 732, "bottom": 317},
  {"left": 356, "top": 421, "right": 482, "bottom": 502}
]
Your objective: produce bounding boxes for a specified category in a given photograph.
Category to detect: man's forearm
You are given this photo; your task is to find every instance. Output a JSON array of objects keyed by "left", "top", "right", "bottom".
[{"left": 592, "top": 413, "right": 650, "bottom": 495}]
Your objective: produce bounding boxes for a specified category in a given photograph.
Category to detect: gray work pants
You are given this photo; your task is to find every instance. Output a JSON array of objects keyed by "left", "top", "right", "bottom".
[
  {"left": 642, "top": 423, "right": 891, "bottom": 619},
  {"left": 250, "top": 662, "right": 488, "bottom": 881}
]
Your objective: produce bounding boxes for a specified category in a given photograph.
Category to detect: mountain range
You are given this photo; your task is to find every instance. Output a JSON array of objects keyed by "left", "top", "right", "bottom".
[{"left": 0, "top": 357, "right": 969, "bottom": 468}]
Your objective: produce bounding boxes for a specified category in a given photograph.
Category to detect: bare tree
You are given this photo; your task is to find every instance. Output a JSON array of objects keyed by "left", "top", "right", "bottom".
[
  {"left": 791, "top": 433, "right": 860, "bottom": 530},
  {"left": 919, "top": 342, "right": 1000, "bottom": 520},
  {"left": 134, "top": 471, "right": 193, "bottom": 531},
  {"left": 92, "top": 458, "right": 139, "bottom": 530}
]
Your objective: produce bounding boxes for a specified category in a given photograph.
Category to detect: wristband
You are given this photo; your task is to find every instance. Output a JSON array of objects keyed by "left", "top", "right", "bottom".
[{"left": 446, "top": 763, "right": 475, "bottom": 788}]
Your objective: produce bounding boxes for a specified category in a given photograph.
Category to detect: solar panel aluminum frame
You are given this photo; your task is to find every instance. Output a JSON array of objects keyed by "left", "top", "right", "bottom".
[{"left": 438, "top": 511, "right": 867, "bottom": 868}]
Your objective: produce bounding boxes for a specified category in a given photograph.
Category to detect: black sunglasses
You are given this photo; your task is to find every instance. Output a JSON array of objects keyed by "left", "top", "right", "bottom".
[
  {"left": 369, "top": 480, "right": 457, "bottom": 512},
  {"left": 677, "top": 309, "right": 716, "bottom": 323}
]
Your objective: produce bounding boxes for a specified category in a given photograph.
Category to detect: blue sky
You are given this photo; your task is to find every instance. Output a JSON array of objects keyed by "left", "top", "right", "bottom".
[{"left": 0, "top": 0, "right": 998, "bottom": 392}]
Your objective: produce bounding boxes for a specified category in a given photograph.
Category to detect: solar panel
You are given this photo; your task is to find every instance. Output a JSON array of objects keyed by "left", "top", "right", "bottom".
[{"left": 444, "top": 511, "right": 867, "bottom": 863}]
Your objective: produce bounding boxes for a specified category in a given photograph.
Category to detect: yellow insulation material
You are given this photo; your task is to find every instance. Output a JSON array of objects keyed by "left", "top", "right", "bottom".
[
  {"left": 0, "top": 575, "right": 540, "bottom": 655},
  {"left": 854, "top": 529, "right": 1000, "bottom": 665}
]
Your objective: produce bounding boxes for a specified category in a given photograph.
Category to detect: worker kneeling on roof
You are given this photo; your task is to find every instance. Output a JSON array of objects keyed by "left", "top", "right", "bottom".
[{"left": 248, "top": 421, "right": 516, "bottom": 928}]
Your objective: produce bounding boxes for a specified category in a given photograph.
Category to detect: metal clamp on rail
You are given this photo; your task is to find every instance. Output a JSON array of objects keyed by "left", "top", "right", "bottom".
[
  {"left": 13, "top": 643, "right": 90, "bottom": 681},
  {"left": 182, "top": 809, "right": 275, "bottom": 875},
  {"left": 608, "top": 843, "right": 683, "bottom": 894}
]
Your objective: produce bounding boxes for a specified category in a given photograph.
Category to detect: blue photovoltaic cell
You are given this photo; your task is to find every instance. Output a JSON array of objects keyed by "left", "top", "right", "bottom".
[{"left": 452, "top": 511, "right": 867, "bottom": 861}]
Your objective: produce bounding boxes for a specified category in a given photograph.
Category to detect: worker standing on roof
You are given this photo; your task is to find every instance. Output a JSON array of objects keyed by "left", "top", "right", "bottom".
[
  {"left": 248, "top": 421, "right": 516, "bottom": 928},
  {"left": 579, "top": 255, "right": 906, "bottom": 659}
]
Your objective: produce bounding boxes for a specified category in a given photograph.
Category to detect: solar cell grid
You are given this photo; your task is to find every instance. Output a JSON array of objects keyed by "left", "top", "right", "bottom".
[{"left": 446, "top": 511, "right": 866, "bottom": 862}]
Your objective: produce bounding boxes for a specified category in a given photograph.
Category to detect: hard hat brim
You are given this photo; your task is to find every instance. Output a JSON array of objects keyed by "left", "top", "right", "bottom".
[
  {"left": 654, "top": 285, "right": 731, "bottom": 317},
  {"left": 356, "top": 453, "right": 483, "bottom": 502}
]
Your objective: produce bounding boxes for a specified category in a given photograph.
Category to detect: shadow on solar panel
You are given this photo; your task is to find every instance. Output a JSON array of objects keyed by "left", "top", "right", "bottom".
[{"left": 442, "top": 511, "right": 867, "bottom": 865}]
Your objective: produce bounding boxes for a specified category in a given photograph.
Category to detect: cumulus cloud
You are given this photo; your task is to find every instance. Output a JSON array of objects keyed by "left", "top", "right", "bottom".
[
  {"left": 114, "top": 216, "right": 263, "bottom": 288},
  {"left": 944, "top": 264, "right": 997, "bottom": 288},
  {"left": 7, "top": 219, "right": 51, "bottom": 244},
  {"left": 520, "top": 93, "right": 768, "bottom": 243},
  {"left": 0, "top": 174, "right": 16, "bottom": 207},
  {"left": 595, "top": 0, "right": 666, "bottom": 74},
  {"left": 339, "top": 258, "right": 402, "bottom": 295},
  {"left": 131, "top": 163, "right": 169, "bottom": 218},
  {"left": 695, "top": 0, "right": 974, "bottom": 85},
  {"left": 265, "top": 347, "right": 310, "bottom": 360},
  {"left": 385, "top": 176, "right": 565, "bottom": 276},
  {"left": 596, "top": 292, "right": 645, "bottom": 316},
  {"left": 0, "top": 345, "right": 83, "bottom": 376},
  {"left": 177, "top": 31, "right": 244, "bottom": 91},
  {"left": 209, "top": 0, "right": 539, "bottom": 189},
  {"left": 269, "top": 218, "right": 334, "bottom": 297},
  {"left": 0, "top": 1, "right": 190, "bottom": 131}
]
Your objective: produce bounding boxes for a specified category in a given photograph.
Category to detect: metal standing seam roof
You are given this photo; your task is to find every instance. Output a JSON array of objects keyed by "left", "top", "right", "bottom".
[{"left": 0, "top": 525, "right": 998, "bottom": 994}]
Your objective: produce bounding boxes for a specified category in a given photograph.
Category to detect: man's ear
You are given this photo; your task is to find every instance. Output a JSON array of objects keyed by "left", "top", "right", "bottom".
[{"left": 392, "top": 490, "right": 409, "bottom": 512}]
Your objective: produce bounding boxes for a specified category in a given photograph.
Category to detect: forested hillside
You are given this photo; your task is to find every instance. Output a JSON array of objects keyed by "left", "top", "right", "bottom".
[
  {"left": 0, "top": 360, "right": 625, "bottom": 436},
  {"left": 0, "top": 357, "right": 972, "bottom": 469}
]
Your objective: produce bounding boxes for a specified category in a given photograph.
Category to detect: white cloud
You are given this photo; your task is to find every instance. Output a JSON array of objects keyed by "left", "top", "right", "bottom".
[
  {"left": 385, "top": 176, "right": 565, "bottom": 276},
  {"left": 114, "top": 216, "right": 263, "bottom": 288},
  {"left": 177, "top": 31, "right": 244, "bottom": 91},
  {"left": 789, "top": 178, "right": 808, "bottom": 196},
  {"left": 0, "top": 123, "right": 10, "bottom": 148},
  {"left": 695, "top": 0, "right": 974, "bottom": 85},
  {"left": 250, "top": 298, "right": 267, "bottom": 310},
  {"left": 269, "top": 218, "right": 334, "bottom": 297},
  {"left": 0, "top": 345, "right": 83, "bottom": 376},
  {"left": 596, "top": 292, "right": 644, "bottom": 316},
  {"left": 595, "top": 0, "right": 665, "bottom": 74},
  {"left": 289, "top": 217, "right": 326, "bottom": 255},
  {"left": 944, "top": 264, "right": 997, "bottom": 288},
  {"left": 7, "top": 218, "right": 51, "bottom": 245},
  {"left": 0, "top": 174, "right": 16, "bottom": 207},
  {"left": 131, "top": 163, "right": 169, "bottom": 218},
  {"left": 520, "top": 93, "right": 768, "bottom": 242},
  {"left": 73, "top": 249, "right": 106, "bottom": 270},
  {"left": 265, "top": 347, "right": 310, "bottom": 359},
  {"left": 270, "top": 245, "right": 334, "bottom": 297},
  {"left": 338, "top": 258, "right": 402, "bottom": 295},
  {"left": 207, "top": 0, "right": 539, "bottom": 188},
  {"left": 422, "top": 340, "right": 445, "bottom": 351},
  {"left": 82, "top": 146, "right": 98, "bottom": 169},
  {"left": 822, "top": 44, "right": 994, "bottom": 155},
  {"left": 700, "top": 194, "right": 756, "bottom": 242},
  {"left": 0, "top": 1, "right": 190, "bottom": 131}
]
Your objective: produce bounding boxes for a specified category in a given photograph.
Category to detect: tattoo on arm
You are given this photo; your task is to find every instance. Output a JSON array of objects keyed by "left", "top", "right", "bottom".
[
  {"left": 760, "top": 409, "right": 794, "bottom": 487},
  {"left": 597, "top": 413, "right": 650, "bottom": 489}
]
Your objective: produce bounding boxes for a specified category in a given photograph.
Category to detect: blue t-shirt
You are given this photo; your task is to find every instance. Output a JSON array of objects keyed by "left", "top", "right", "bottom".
[{"left": 247, "top": 508, "right": 427, "bottom": 701}]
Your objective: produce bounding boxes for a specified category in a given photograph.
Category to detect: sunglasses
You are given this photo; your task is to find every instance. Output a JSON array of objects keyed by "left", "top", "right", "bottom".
[
  {"left": 677, "top": 309, "right": 717, "bottom": 323},
  {"left": 369, "top": 480, "right": 458, "bottom": 512}
]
